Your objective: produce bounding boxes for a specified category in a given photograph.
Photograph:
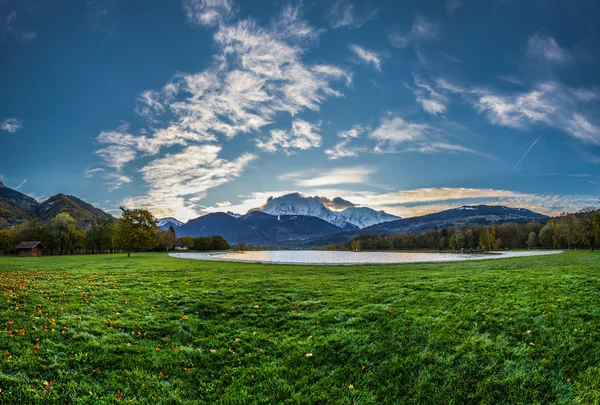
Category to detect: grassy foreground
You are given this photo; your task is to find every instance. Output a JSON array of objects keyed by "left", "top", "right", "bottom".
[{"left": 0, "top": 252, "right": 599, "bottom": 404}]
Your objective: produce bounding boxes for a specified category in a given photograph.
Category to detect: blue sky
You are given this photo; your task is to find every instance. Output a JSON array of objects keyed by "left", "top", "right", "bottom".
[{"left": 1, "top": 0, "right": 599, "bottom": 220}]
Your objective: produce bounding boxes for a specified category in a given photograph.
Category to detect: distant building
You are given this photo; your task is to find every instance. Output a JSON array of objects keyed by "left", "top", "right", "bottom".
[{"left": 15, "top": 241, "right": 46, "bottom": 257}]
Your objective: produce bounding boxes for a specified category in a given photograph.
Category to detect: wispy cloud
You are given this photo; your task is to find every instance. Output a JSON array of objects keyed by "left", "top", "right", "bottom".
[
  {"left": 348, "top": 44, "right": 384, "bottom": 71},
  {"left": 367, "top": 114, "right": 495, "bottom": 159},
  {"left": 92, "top": 1, "right": 353, "bottom": 218},
  {"left": 182, "top": 0, "right": 236, "bottom": 27},
  {"left": 1, "top": 12, "right": 36, "bottom": 42},
  {"left": 279, "top": 166, "right": 376, "bottom": 187},
  {"left": 256, "top": 120, "right": 322, "bottom": 153},
  {"left": 409, "top": 76, "right": 448, "bottom": 115},
  {"left": 122, "top": 145, "right": 256, "bottom": 220},
  {"left": 325, "top": 124, "right": 368, "bottom": 160},
  {"left": 526, "top": 34, "right": 572, "bottom": 65},
  {"left": 328, "top": 0, "right": 378, "bottom": 29},
  {"left": 1, "top": 117, "right": 24, "bottom": 133},
  {"left": 84, "top": 166, "right": 132, "bottom": 191},
  {"left": 437, "top": 79, "right": 600, "bottom": 145}
]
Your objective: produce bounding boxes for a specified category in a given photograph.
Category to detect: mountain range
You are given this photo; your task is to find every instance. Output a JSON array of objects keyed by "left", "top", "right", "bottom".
[
  {"left": 0, "top": 181, "right": 113, "bottom": 229},
  {"left": 249, "top": 193, "right": 400, "bottom": 229},
  {"left": 0, "top": 182, "right": 550, "bottom": 246},
  {"left": 168, "top": 194, "right": 549, "bottom": 246}
]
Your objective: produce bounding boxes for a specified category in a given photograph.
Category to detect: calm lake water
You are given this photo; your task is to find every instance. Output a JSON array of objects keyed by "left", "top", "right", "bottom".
[{"left": 169, "top": 250, "right": 562, "bottom": 265}]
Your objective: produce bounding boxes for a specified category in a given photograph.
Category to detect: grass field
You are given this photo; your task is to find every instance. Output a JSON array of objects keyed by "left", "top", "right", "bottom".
[{"left": 0, "top": 252, "right": 599, "bottom": 404}]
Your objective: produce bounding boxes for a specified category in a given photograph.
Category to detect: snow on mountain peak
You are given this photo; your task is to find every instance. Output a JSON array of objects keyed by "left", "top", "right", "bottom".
[
  {"left": 157, "top": 217, "right": 184, "bottom": 228},
  {"left": 250, "top": 193, "right": 400, "bottom": 229}
]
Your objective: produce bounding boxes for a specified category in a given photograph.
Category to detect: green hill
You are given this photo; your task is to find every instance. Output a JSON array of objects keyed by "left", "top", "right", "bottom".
[{"left": 0, "top": 182, "right": 113, "bottom": 229}]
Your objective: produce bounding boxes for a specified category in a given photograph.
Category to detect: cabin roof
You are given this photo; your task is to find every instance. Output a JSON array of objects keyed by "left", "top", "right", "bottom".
[{"left": 15, "top": 241, "right": 46, "bottom": 250}]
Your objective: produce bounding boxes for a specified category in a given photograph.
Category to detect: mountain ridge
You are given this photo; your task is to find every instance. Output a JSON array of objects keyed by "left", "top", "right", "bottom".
[
  {"left": 249, "top": 193, "right": 400, "bottom": 229},
  {"left": 0, "top": 185, "right": 113, "bottom": 229}
]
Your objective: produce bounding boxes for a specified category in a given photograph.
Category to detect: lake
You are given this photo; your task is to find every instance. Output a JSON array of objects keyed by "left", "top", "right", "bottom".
[{"left": 169, "top": 250, "right": 563, "bottom": 265}]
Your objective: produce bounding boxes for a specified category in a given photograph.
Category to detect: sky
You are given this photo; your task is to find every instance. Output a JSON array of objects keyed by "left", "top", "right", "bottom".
[{"left": 1, "top": 0, "right": 599, "bottom": 221}]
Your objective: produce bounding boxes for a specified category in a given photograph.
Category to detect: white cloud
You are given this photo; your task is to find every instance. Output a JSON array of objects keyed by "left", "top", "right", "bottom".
[
  {"left": 278, "top": 166, "right": 376, "bottom": 187},
  {"left": 367, "top": 114, "right": 494, "bottom": 159},
  {"left": 216, "top": 201, "right": 231, "bottom": 207},
  {"left": 404, "top": 142, "right": 496, "bottom": 159},
  {"left": 122, "top": 145, "right": 256, "bottom": 220},
  {"left": 438, "top": 79, "right": 600, "bottom": 144},
  {"left": 1, "top": 117, "right": 23, "bottom": 133},
  {"left": 324, "top": 124, "right": 367, "bottom": 160},
  {"left": 410, "top": 76, "right": 448, "bottom": 115},
  {"left": 256, "top": 119, "right": 322, "bottom": 153},
  {"left": 369, "top": 115, "right": 431, "bottom": 152},
  {"left": 94, "top": 145, "right": 137, "bottom": 170},
  {"left": 526, "top": 34, "right": 572, "bottom": 65},
  {"left": 182, "top": 0, "right": 235, "bottom": 27},
  {"left": 84, "top": 167, "right": 133, "bottom": 191},
  {"left": 93, "top": 2, "right": 352, "bottom": 217},
  {"left": 325, "top": 140, "right": 367, "bottom": 160},
  {"left": 328, "top": 0, "right": 377, "bottom": 29},
  {"left": 348, "top": 44, "right": 383, "bottom": 71}
]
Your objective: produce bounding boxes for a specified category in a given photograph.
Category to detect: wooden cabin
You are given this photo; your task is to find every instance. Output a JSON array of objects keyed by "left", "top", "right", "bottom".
[{"left": 16, "top": 241, "right": 46, "bottom": 257}]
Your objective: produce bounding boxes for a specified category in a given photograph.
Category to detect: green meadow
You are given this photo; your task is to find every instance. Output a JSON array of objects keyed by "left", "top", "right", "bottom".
[{"left": 0, "top": 252, "right": 599, "bottom": 404}]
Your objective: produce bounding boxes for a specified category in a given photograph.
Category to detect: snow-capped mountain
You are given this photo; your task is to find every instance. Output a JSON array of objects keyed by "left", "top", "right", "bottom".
[
  {"left": 338, "top": 206, "right": 400, "bottom": 228},
  {"left": 249, "top": 193, "right": 400, "bottom": 229},
  {"left": 157, "top": 217, "right": 184, "bottom": 230},
  {"left": 226, "top": 211, "right": 242, "bottom": 218}
]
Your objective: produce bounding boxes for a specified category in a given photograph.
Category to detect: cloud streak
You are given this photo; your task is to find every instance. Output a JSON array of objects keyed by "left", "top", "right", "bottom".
[
  {"left": 1, "top": 118, "right": 23, "bottom": 133},
  {"left": 348, "top": 44, "right": 383, "bottom": 71},
  {"left": 278, "top": 166, "right": 376, "bottom": 187}
]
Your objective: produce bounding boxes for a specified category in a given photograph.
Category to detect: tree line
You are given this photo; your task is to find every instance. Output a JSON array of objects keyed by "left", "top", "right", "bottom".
[
  {"left": 0, "top": 208, "right": 229, "bottom": 256},
  {"left": 323, "top": 208, "right": 600, "bottom": 252}
]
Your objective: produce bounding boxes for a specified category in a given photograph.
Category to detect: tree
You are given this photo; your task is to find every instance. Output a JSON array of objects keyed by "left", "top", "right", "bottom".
[
  {"left": 157, "top": 230, "right": 176, "bottom": 252},
  {"left": 578, "top": 208, "right": 598, "bottom": 251},
  {"left": 13, "top": 219, "right": 42, "bottom": 244},
  {"left": 115, "top": 208, "right": 158, "bottom": 257},
  {"left": 233, "top": 242, "right": 248, "bottom": 252},
  {"left": 465, "top": 229, "right": 474, "bottom": 249},
  {"left": 350, "top": 239, "right": 361, "bottom": 251},
  {"left": 526, "top": 231, "right": 538, "bottom": 249},
  {"left": 479, "top": 230, "right": 489, "bottom": 250},
  {"left": 0, "top": 229, "right": 15, "bottom": 254},
  {"left": 47, "top": 213, "right": 78, "bottom": 255},
  {"left": 455, "top": 232, "right": 466, "bottom": 250},
  {"left": 86, "top": 217, "right": 116, "bottom": 253},
  {"left": 449, "top": 235, "right": 457, "bottom": 250},
  {"left": 178, "top": 235, "right": 194, "bottom": 250},
  {"left": 559, "top": 213, "right": 576, "bottom": 250},
  {"left": 539, "top": 221, "right": 558, "bottom": 249}
]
